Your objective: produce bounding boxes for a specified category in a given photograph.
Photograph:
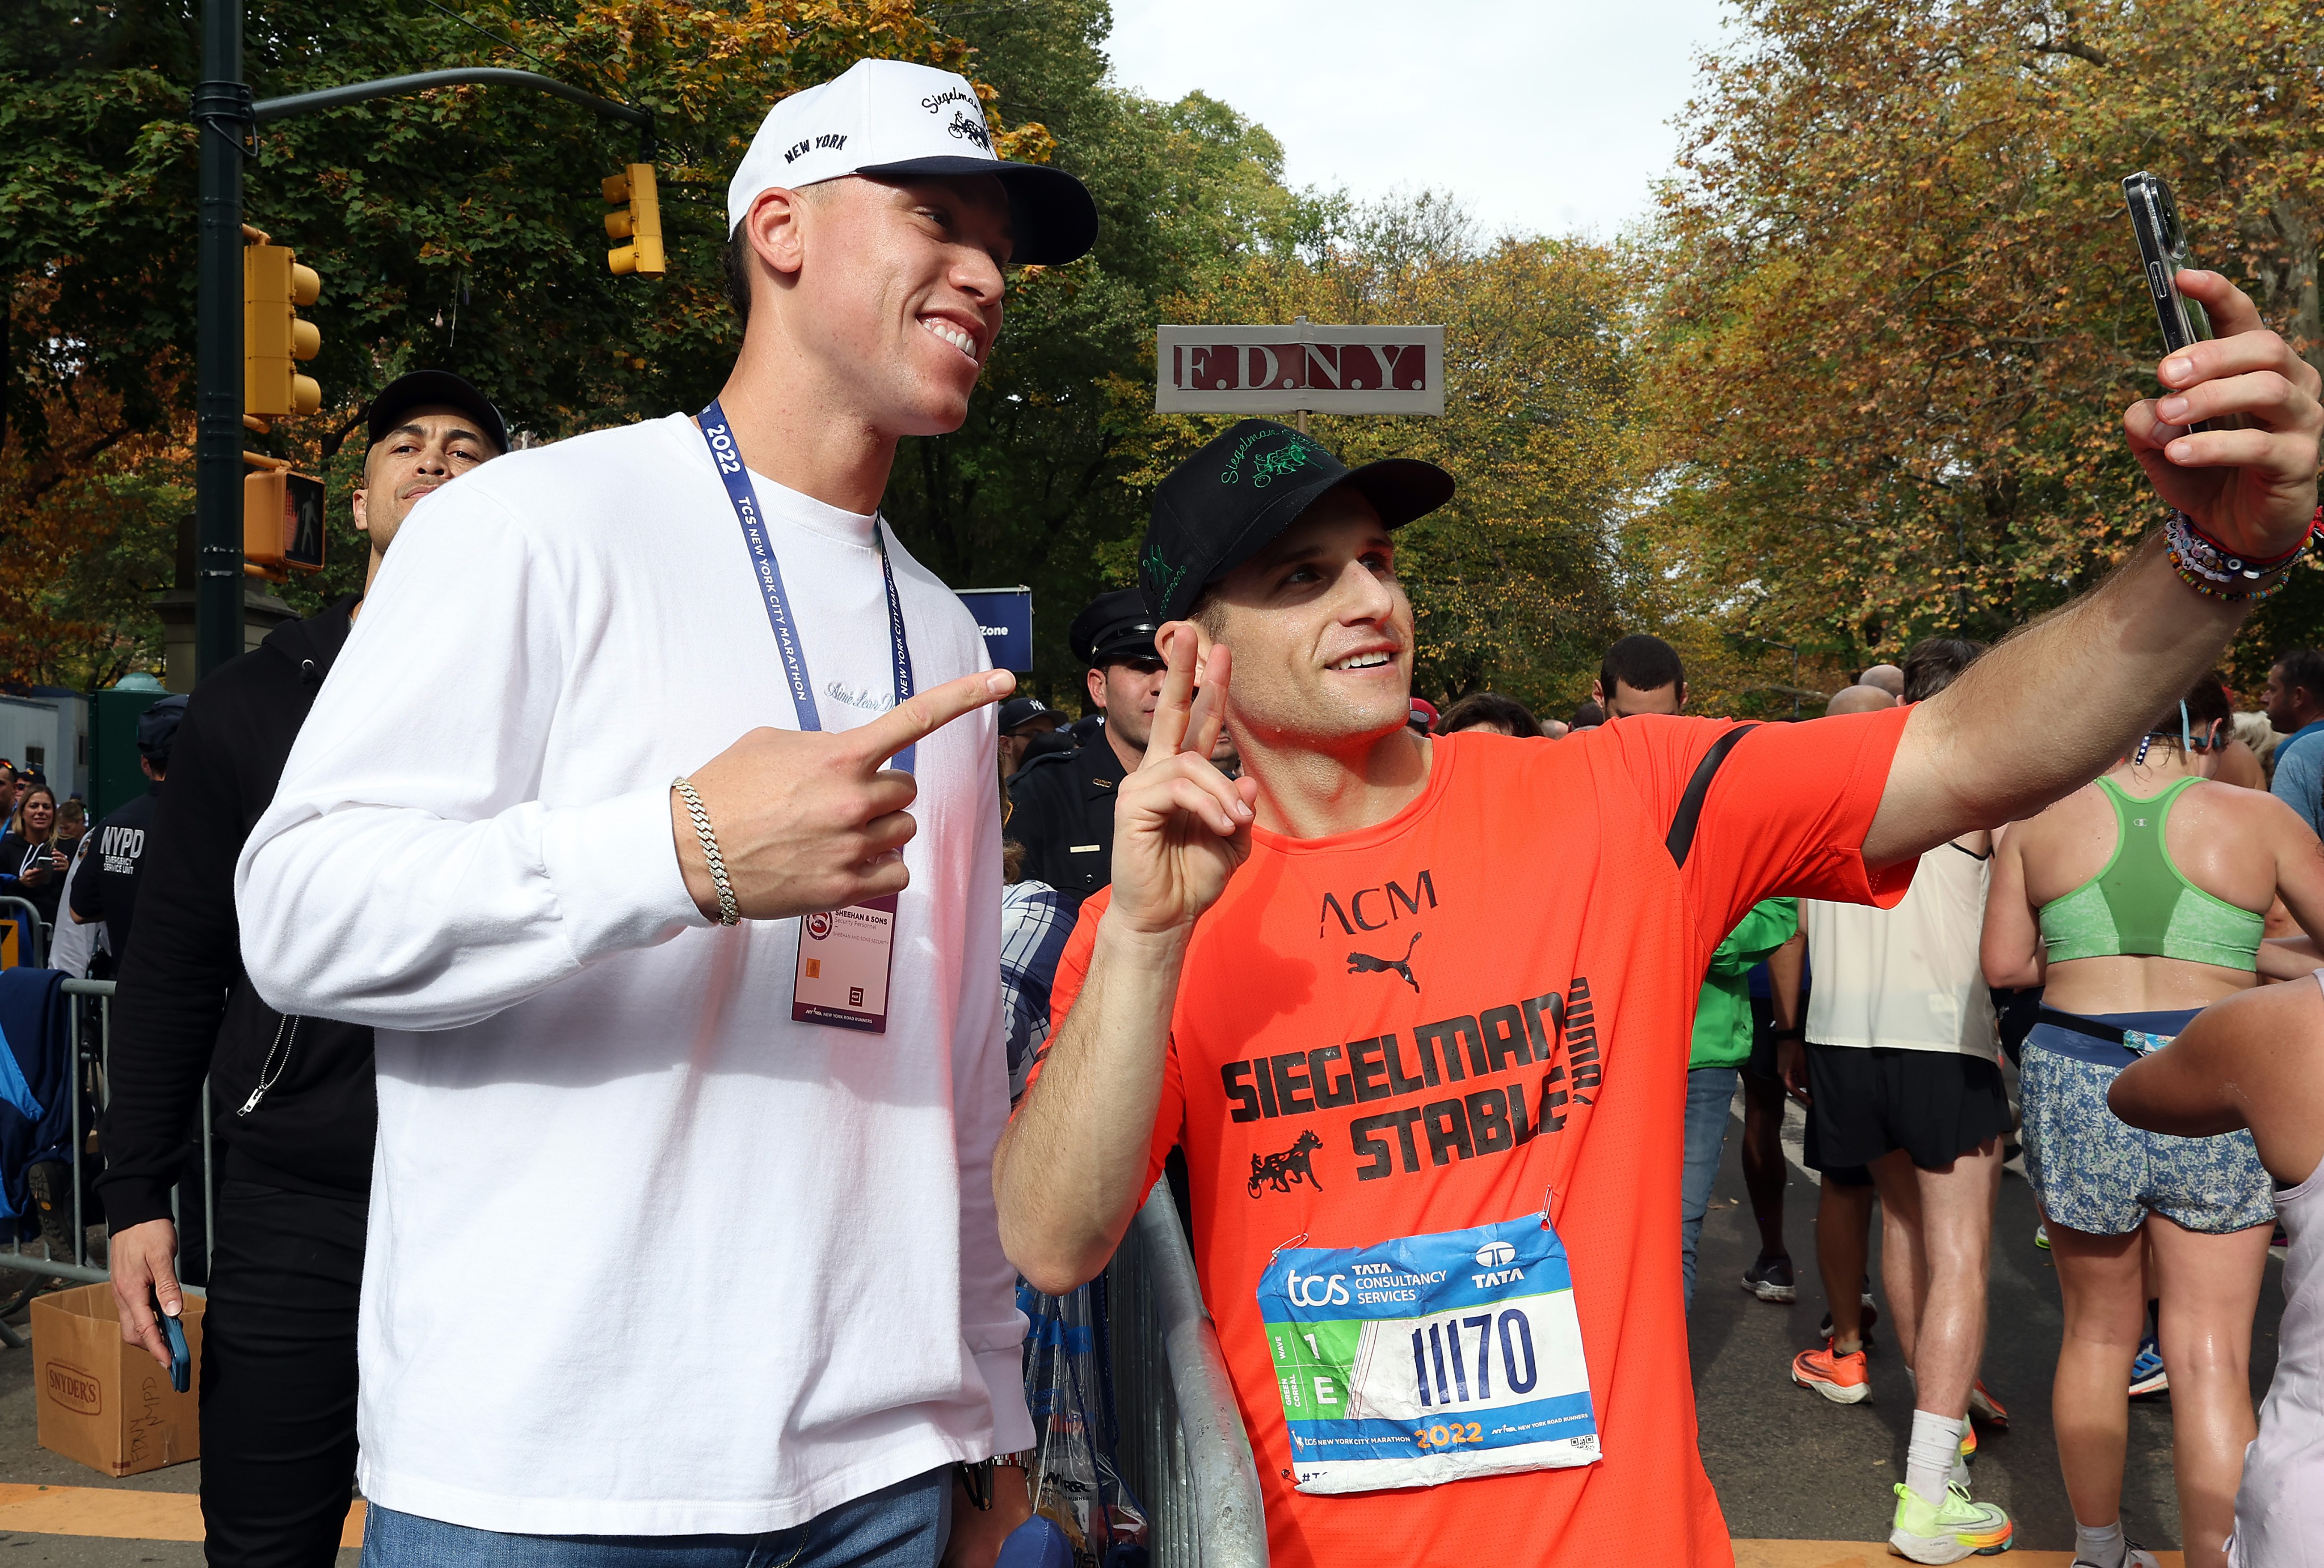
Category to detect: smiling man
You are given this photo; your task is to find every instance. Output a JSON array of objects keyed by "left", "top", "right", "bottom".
[
  {"left": 1001, "top": 298, "right": 2323, "bottom": 1568},
  {"left": 235, "top": 60, "right": 1094, "bottom": 1568}
]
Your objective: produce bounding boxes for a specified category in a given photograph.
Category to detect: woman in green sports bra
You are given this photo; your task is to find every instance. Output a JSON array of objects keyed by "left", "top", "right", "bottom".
[{"left": 1984, "top": 672, "right": 2324, "bottom": 1568}]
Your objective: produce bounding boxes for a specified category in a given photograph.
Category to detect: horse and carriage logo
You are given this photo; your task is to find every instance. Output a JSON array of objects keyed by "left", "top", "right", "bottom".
[{"left": 1248, "top": 1129, "right": 1324, "bottom": 1198}]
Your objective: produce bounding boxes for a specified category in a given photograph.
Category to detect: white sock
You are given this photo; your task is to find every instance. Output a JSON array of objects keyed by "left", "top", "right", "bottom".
[
  {"left": 2074, "top": 1519, "right": 2127, "bottom": 1568},
  {"left": 1906, "top": 1409, "right": 1963, "bottom": 1507}
]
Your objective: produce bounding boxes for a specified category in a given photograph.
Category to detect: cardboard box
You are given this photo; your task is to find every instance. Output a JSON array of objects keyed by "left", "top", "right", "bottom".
[{"left": 31, "top": 1283, "right": 204, "bottom": 1476}]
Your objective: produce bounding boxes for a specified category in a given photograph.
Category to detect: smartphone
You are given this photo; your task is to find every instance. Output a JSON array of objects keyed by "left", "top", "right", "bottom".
[
  {"left": 2123, "top": 171, "right": 2213, "bottom": 351},
  {"left": 155, "top": 1305, "right": 190, "bottom": 1394}
]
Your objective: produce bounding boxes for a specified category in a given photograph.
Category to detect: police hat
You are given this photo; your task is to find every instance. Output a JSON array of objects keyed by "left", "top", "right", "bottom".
[{"left": 1068, "top": 588, "right": 1161, "bottom": 668}]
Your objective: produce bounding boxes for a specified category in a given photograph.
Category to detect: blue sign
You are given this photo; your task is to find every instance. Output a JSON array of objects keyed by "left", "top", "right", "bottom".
[{"left": 957, "top": 588, "right": 1033, "bottom": 673}]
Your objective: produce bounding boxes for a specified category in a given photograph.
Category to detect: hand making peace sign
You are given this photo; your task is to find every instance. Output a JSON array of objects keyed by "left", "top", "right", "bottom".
[{"left": 1105, "top": 622, "right": 1260, "bottom": 938}]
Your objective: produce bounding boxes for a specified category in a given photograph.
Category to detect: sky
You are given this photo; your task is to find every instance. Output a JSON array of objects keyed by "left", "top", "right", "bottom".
[{"left": 1103, "top": 0, "right": 1741, "bottom": 242}]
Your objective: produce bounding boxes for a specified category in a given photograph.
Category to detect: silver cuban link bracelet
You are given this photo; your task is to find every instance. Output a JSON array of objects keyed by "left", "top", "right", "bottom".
[{"left": 671, "top": 775, "right": 741, "bottom": 926}]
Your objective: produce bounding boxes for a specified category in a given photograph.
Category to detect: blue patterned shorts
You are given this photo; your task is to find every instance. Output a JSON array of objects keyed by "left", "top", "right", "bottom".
[{"left": 2022, "top": 1010, "right": 2276, "bottom": 1237}]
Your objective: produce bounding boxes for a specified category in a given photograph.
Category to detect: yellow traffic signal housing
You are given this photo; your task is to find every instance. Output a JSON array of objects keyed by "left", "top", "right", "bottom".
[
  {"left": 243, "top": 461, "right": 327, "bottom": 579},
  {"left": 245, "top": 242, "right": 323, "bottom": 419},
  {"left": 603, "top": 165, "right": 665, "bottom": 277}
]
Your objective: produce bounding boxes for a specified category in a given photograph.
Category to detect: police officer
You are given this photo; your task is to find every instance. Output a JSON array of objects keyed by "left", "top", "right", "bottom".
[
  {"left": 69, "top": 694, "right": 186, "bottom": 972},
  {"left": 1005, "top": 588, "right": 1165, "bottom": 904}
]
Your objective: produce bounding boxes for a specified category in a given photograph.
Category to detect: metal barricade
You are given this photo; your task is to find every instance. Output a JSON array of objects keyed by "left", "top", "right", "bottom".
[
  {"left": 1106, "top": 1181, "right": 1268, "bottom": 1568},
  {"left": 0, "top": 979, "right": 209, "bottom": 1350},
  {"left": 0, "top": 893, "right": 48, "bottom": 969}
]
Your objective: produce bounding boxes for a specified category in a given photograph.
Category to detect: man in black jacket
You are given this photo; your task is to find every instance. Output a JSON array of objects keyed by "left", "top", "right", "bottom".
[
  {"left": 100, "top": 369, "right": 504, "bottom": 1567},
  {"left": 68, "top": 695, "right": 186, "bottom": 972}
]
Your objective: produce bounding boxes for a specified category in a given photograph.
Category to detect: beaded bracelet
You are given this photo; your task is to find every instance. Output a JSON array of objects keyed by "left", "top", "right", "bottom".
[{"left": 2164, "top": 507, "right": 2323, "bottom": 604}]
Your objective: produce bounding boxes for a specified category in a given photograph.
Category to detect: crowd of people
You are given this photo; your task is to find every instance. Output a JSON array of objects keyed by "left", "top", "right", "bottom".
[{"left": 10, "top": 49, "right": 2323, "bottom": 1568}]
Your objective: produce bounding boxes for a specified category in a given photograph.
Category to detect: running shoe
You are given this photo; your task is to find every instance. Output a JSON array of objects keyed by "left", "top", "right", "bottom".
[
  {"left": 2070, "top": 1545, "right": 2160, "bottom": 1568},
  {"left": 1790, "top": 1337, "right": 1870, "bottom": 1404},
  {"left": 1951, "top": 1428, "right": 1974, "bottom": 1488},
  {"left": 2035, "top": 1222, "right": 2050, "bottom": 1250},
  {"left": 1818, "top": 1292, "right": 1879, "bottom": 1343},
  {"left": 1741, "top": 1254, "right": 1797, "bottom": 1303},
  {"left": 1889, "top": 1482, "right": 2015, "bottom": 1563},
  {"left": 2129, "top": 1335, "right": 2168, "bottom": 1398},
  {"left": 1968, "top": 1380, "right": 2010, "bottom": 1428}
]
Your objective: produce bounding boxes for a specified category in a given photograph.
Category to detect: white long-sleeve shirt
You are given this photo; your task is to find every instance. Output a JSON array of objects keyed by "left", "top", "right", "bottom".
[{"left": 237, "top": 412, "right": 1029, "bottom": 1535}]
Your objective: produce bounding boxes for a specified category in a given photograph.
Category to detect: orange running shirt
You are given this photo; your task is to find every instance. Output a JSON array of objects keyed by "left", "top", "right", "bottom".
[{"left": 1039, "top": 712, "right": 1914, "bottom": 1568}]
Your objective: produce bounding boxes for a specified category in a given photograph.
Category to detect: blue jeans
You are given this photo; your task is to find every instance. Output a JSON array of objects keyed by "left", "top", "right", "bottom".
[
  {"left": 1680, "top": 1066, "right": 1739, "bottom": 1308},
  {"left": 361, "top": 1467, "right": 951, "bottom": 1568}
]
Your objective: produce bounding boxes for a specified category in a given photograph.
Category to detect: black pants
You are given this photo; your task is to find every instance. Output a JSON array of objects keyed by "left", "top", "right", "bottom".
[{"left": 200, "top": 1180, "right": 366, "bottom": 1568}]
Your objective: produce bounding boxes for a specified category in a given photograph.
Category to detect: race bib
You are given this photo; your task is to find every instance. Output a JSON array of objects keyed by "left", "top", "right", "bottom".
[
  {"left": 2123, "top": 1029, "right": 2174, "bottom": 1056},
  {"left": 1255, "top": 1213, "right": 1599, "bottom": 1495}
]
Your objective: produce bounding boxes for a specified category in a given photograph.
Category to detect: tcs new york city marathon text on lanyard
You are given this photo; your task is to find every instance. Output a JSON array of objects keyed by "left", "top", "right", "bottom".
[{"left": 700, "top": 400, "right": 913, "bottom": 1034}]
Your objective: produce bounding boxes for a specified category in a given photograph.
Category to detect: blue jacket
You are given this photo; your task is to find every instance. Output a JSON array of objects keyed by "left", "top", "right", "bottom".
[{"left": 0, "top": 968, "right": 70, "bottom": 1242}]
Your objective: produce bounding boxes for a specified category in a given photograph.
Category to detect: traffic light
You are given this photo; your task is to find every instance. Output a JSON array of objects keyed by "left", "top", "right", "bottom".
[
  {"left": 244, "top": 238, "right": 322, "bottom": 419},
  {"left": 243, "top": 454, "right": 326, "bottom": 580},
  {"left": 603, "top": 164, "right": 664, "bottom": 277}
]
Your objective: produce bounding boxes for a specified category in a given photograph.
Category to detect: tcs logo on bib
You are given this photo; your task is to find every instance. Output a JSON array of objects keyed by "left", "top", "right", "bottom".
[{"left": 1283, "top": 1269, "right": 1350, "bottom": 1308}]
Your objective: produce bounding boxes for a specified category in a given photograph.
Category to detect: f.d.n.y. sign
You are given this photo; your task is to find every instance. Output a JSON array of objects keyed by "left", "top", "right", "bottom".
[{"left": 1155, "top": 324, "right": 1445, "bottom": 415}]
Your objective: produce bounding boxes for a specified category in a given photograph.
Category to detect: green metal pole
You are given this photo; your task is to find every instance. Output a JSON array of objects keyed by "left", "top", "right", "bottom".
[{"left": 192, "top": 0, "right": 248, "bottom": 682}]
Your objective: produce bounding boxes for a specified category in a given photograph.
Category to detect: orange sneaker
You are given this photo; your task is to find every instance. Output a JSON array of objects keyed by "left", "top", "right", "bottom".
[
  {"left": 1790, "top": 1337, "right": 1871, "bottom": 1404},
  {"left": 1968, "top": 1380, "right": 2009, "bottom": 1429}
]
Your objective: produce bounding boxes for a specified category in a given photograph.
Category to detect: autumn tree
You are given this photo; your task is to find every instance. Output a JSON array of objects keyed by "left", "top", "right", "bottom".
[
  {"left": 1643, "top": 0, "right": 2324, "bottom": 696},
  {"left": 1, "top": 0, "right": 1042, "bottom": 681},
  {"left": 1127, "top": 193, "right": 1646, "bottom": 714}
]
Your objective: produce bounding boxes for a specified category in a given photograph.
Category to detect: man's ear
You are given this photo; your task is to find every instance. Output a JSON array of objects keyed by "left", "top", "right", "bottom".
[
  {"left": 352, "top": 488, "right": 369, "bottom": 535},
  {"left": 743, "top": 186, "right": 812, "bottom": 289},
  {"left": 1590, "top": 678, "right": 1606, "bottom": 706},
  {"left": 1677, "top": 680, "right": 1690, "bottom": 713},
  {"left": 1085, "top": 666, "right": 1108, "bottom": 711}
]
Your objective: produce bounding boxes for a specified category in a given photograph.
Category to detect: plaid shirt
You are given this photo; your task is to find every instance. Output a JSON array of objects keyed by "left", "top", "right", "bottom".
[{"left": 1000, "top": 879, "right": 1073, "bottom": 1101}]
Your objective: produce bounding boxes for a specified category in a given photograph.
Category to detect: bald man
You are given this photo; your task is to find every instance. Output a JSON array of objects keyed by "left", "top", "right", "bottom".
[
  {"left": 1829, "top": 685, "right": 1900, "bottom": 716},
  {"left": 1859, "top": 665, "right": 1906, "bottom": 699}
]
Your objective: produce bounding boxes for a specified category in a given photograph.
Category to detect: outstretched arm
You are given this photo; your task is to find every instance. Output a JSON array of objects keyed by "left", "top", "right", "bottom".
[
  {"left": 995, "top": 627, "right": 1256, "bottom": 1293},
  {"left": 1863, "top": 271, "right": 2323, "bottom": 866}
]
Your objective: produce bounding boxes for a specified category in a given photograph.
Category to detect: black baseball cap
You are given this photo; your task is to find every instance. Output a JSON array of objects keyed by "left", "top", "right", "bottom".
[
  {"left": 1069, "top": 588, "right": 1162, "bottom": 668},
  {"left": 998, "top": 696, "right": 1062, "bottom": 734},
  {"left": 136, "top": 694, "right": 190, "bottom": 763},
  {"left": 1139, "top": 420, "right": 1453, "bottom": 623},
  {"left": 367, "top": 370, "right": 508, "bottom": 457}
]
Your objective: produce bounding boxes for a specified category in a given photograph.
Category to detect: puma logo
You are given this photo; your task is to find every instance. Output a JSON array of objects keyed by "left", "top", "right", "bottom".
[
  {"left": 1347, "top": 931, "right": 1421, "bottom": 993},
  {"left": 1248, "top": 1129, "right": 1324, "bottom": 1197}
]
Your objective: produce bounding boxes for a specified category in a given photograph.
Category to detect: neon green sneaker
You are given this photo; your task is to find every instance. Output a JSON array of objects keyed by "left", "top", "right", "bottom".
[{"left": 1889, "top": 1481, "right": 2014, "bottom": 1563}]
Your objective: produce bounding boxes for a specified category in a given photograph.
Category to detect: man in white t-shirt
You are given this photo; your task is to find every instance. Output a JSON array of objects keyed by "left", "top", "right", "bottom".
[
  {"left": 235, "top": 59, "right": 1096, "bottom": 1568},
  {"left": 1786, "top": 638, "right": 2014, "bottom": 1552}
]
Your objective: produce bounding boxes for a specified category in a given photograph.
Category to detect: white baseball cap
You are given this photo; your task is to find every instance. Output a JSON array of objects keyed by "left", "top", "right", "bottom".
[{"left": 727, "top": 58, "right": 1096, "bottom": 266}]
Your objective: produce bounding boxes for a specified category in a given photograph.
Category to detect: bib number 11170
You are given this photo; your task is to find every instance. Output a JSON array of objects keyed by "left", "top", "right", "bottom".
[
  {"left": 1411, "top": 1306, "right": 1538, "bottom": 1409},
  {"left": 1256, "top": 1215, "right": 1600, "bottom": 1494}
]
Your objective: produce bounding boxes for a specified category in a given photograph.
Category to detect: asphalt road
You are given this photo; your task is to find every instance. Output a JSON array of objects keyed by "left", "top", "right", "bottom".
[
  {"left": 1690, "top": 1095, "right": 2288, "bottom": 1552},
  {"left": 0, "top": 1101, "right": 2290, "bottom": 1563}
]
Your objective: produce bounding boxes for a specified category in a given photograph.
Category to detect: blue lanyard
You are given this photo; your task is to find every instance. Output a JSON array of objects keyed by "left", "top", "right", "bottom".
[{"left": 698, "top": 401, "right": 916, "bottom": 773}]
